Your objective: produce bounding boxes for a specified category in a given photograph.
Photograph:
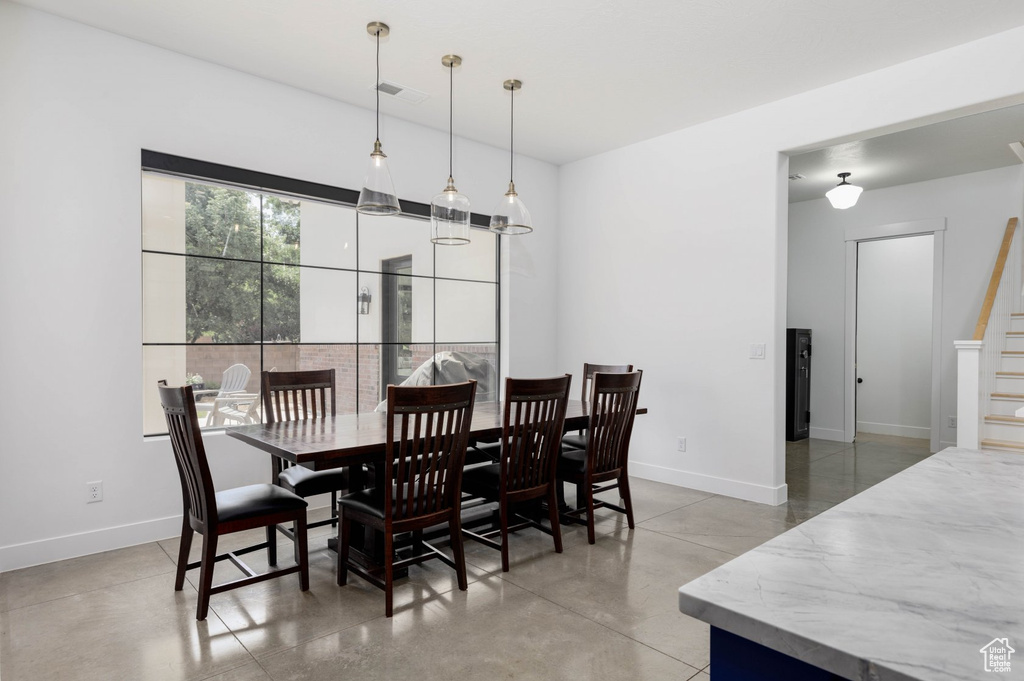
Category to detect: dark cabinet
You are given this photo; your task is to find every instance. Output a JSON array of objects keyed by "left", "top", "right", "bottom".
[{"left": 786, "top": 328, "right": 811, "bottom": 441}]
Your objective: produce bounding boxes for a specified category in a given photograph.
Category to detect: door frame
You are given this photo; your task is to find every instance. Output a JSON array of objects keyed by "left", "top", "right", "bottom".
[{"left": 844, "top": 218, "right": 946, "bottom": 452}]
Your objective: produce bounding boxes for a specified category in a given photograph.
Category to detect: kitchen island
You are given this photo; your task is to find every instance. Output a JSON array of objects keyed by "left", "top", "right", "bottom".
[{"left": 678, "top": 447, "right": 1024, "bottom": 681}]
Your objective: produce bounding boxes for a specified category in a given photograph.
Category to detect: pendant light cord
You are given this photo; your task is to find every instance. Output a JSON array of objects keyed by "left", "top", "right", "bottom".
[
  {"left": 509, "top": 86, "right": 514, "bottom": 183},
  {"left": 375, "top": 31, "right": 380, "bottom": 143},
  {"left": 449, "top": 62, "right": 454, "bottom": 179}
]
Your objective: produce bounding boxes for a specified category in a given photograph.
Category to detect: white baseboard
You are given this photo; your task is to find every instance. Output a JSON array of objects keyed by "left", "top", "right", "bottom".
[
  {"left": 630, "top": 461, "right": 788, "bottom": 506},
  {"left": 0, "top": 498, "right": 338, "bottom": 573},
  {"left": 808, "top": 427, "right": 847, "bottom": 442},
  {"left": 857, "top": 421, "right": 931, "bottom": 439},
  {"left": 0, "top": 515, "right": 183, "bottom": 573}
]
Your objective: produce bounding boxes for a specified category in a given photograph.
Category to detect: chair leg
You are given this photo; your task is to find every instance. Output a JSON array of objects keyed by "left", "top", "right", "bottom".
[
  {"left": 174, "top": 518, "right": 193, "bottom": 591},
  {"left": 266, "top": 525, "right": 277, "bottom": 566},
  {"left": 450, "top": 511, "right": 469, "bottom": 592},
  {"left": 292, "top": 520, "right": 301, "bottom": 565},
  {"left": 584, "top": 482, "right": 596, "bottom": 545},
  {"left": 196, "top": 534, "right": 218, "bottom": 621},
  {"left": 295, "top": 515, "right": 309, "bottom": 591},
  {"left": 499, "top": 503, "right": 510, "bottom": 573},
  {"left": 547, "top": 485, "right": 563, "bottom": 554},
  {"left": 619, "top": 475, "right": 635, "bottom": 530},
  {"left": 337, "top": 515, "right": 351, "bottom": 586},
  {"left": 384, "top": 530, "right": 395, "bottom": 618}
]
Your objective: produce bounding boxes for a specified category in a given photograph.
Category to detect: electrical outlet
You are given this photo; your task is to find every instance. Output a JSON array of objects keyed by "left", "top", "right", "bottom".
[
  {"left": 677, "top": 437, "right": 686, "bottom": 452},
  {"left": 86, "top": 481, "right": 103, "bottom": 503},
  {"left": 947, "top": 416, "right": 957, "bottom": 429}
]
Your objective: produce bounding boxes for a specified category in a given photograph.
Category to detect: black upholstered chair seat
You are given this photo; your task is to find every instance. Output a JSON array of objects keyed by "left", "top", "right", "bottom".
[
  {"left": 279, "top": 465, "right": 350, "bottom": 498},
  {"left": 216, "top": 484, "right": 308, "bottom": 524},
  {"left": 461, "top": 463, "right": 501, "bottom": 498},
  {"left": 561, "top": 433, "right": 588, "bottom": 450},
  {"left": 557, "top": 448, "right": 588, "bottom": 476}
]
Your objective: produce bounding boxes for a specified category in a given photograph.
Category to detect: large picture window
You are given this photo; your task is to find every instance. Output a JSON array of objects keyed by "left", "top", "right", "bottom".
[{"left": 141, "top": 153, "right": 499, "bottom": 436}]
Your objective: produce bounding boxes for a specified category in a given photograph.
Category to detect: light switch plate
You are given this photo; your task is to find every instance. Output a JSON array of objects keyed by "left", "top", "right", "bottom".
[{"left": 750, "top": 343, "right": 766, "bottom": 359}]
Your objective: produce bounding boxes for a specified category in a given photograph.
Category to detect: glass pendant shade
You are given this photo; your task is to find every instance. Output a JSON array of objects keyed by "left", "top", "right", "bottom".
[
  {"left": 431, "top": 179, "right": 471, "bottom": 245},
  {"left": 356, "top": 22, "right": 400, "bottom": 216},
  {"left": 357, "top": 141, "right": 401, "bottom": 215},
  {"left": 431, "top": 54, "right": 470, "bottom": 245},
  {"left": 489, "top": 78, "right": 531, "bottom": 235},
  {"left": 825, "top": 173, "right": 862, "bottom": 210},
  {"left": 489, "top": 182, "right": 532, "bottom": 234}
]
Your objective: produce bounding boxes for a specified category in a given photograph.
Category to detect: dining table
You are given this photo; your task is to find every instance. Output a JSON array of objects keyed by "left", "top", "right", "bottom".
[{"left": 225, "top": 399, "right": 646, "bottom": 573}]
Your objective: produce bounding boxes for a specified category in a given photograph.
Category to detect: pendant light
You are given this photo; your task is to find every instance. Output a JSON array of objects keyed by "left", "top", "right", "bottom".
[
  {"left": 430, "top": 55, "right": 471, "bottom": 245},
  {"left": 356, "top": 22, "right": 401, "bottom": 216},
  {"left": 825, "top": 172, "right": 863, "bottom": 210},
  {"left": 489, "top": 79, "right": 532, "bottom": 235}
]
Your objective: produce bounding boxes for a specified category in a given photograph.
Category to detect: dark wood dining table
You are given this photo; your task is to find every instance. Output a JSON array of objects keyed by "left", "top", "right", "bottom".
[
  {"left": 226, "top": 399, "right": 599, "bottom": 470},
  {"left": 225, "top": 399, "right": 646, "bottom": 572}
]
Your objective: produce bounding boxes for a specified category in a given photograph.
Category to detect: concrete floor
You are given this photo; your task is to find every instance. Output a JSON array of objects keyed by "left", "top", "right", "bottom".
[{"left": 0, "top": 434, "right": 932, "bottom": 680}]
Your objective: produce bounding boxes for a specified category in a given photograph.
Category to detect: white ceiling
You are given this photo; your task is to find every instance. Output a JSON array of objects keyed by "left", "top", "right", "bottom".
[
  {"left": 14, "top": 0, "right": 1024, "bottom": 165},
  {"left": 788, "top": 104, "right": 1024, "bottom": 203}
]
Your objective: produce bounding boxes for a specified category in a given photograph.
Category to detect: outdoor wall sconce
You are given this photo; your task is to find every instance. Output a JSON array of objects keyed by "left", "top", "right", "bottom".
[{"left": 358, "top": 286, "right": 372, "bottom": 315}]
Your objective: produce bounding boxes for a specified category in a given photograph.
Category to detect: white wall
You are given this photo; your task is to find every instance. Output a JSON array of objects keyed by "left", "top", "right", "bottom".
[
  {"left": 558, "top": 25, "right": 1024, "bottom": 505},
  {"left": 789, "top": 166, "right": 1023, "bottom": 445},
  {"left": 856, "top": 234, "right": 934, "bottom": 439},
  {"left": 0, "top": 2, "right": 559, "bottom": 571}
]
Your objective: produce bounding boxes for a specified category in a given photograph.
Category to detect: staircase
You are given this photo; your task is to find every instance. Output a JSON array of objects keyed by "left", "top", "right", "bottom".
[{"left": 982, "top": 314, "right": 1024, "bottom": 452}]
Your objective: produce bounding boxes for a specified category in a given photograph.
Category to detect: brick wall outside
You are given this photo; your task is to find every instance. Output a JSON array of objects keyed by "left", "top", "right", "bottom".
[{"left": 185, "top": 342, "right": 497, "bottom": 418}]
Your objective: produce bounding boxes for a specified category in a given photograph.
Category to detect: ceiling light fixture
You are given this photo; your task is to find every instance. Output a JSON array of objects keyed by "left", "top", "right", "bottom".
[
  {"left": 356, "top": 22, "right": 401, "bottom": 216},
  {"left": 489, "top": 79, "right": 532, "bottom": 235},
  {"left": 430, "top": 55, "right": 471, "bottom": 245},
  {"left": 825, "top": 172, "right": 863, "bottom": 210}
]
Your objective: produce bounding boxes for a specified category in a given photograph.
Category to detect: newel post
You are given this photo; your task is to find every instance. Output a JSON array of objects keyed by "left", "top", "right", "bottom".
[{"left": 955, "top": 340, "right": 983, "bottom": 449}]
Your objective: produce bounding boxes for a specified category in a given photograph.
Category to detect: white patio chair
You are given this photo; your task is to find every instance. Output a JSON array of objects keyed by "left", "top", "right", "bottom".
[{"left": 203, "top": 363, "right": 253, "bottom": 426}]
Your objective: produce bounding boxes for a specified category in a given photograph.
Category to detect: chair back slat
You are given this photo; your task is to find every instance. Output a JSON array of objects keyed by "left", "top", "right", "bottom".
[
  {"left": 386, "top": 381, "right": 477, "bottom": 522},
  {"left": 502, "top": 375, "right": 572, "bottom": 495},
  {"left": 158, "top": 382, "right": 217, "bottom": 526},
  {"left": 585, "top": 371, "right": 643, "bottom": 477}
]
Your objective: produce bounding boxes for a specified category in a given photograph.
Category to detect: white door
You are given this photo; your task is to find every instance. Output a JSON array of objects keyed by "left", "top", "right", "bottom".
[{"left": 855, "top": 234, "right": 934, "bottom": 440}]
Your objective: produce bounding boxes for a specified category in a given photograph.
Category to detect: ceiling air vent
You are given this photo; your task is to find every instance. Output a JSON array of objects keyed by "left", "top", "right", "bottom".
[
  {"left": 371, "top": 80, "right": 429, "bottom": 105},
  {"left": 788, "top": 173, "right": 805, "bottom": 181}
]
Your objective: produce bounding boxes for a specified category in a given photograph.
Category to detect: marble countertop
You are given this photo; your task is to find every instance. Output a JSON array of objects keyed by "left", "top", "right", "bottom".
[{"left": 678, "top": 447, "right": 1024, "bottom": 681}]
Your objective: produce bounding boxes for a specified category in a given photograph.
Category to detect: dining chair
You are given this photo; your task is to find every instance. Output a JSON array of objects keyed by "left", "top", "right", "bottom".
[
  {"left": 461, "top": 375, "right": 571, "bottom": 572},
  {"left": 337, "top": 380, "right": 477, "bottom": 617},
  {"left": 158, "top": 381, "right": 309, "bottom": 621},
  {"left": 561, "top": 363, "right": 633, "bottom": 451},
  {"left": 262, "top": 368, "right": 349, "bottom": 564},
  {"left": 557, "top": 370, "right": 643, "bottom": 544}
]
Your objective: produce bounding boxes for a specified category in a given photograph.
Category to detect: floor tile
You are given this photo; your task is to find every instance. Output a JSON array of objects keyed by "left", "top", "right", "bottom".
[
  {"left": 639, "top": 495, "right": 830, "bottom": 556},
  {"left": 0, "top": 573, "right": 253, "bottom": 681},
  {"left": 785, "top": 474, "right": 861, "bottom": 505},
  {"left": 200, "top": 661, "right": 274, "bottom": 681},
  {"left": 593, "top": 476, "right": 715, "bottom": 522},
  {"left": 498, "top": 526, "right": 734, "bottom": 669},
  {"left": 210, "top": 540, "right": 493, "bottom": 659},
  {"left": 256, "top": 575, "right": 699, "bottom": 681},
  {"left": 0, "top": 542, "right": 175, "bottom": 613}
]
